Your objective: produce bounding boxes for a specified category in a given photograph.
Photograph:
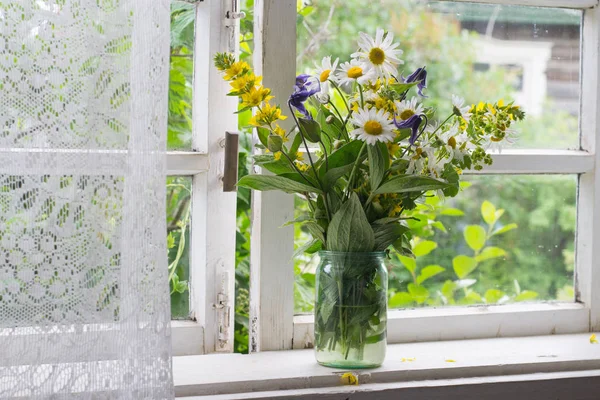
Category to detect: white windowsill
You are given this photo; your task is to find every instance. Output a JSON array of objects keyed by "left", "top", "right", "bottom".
[{"left": 173, "top": 333, "right": 600, "bottom": 399}]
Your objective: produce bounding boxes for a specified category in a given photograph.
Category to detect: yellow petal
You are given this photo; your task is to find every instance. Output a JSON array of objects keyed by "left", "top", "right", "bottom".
[
  {"left": 445, "top": 359, "right": 456, "bottom": 363},
  {"left": 340, "top": 372, "right": 359, "bottom": 386},
  {"left": 590, "top": 334, "right": 598, "bottom": 344}
]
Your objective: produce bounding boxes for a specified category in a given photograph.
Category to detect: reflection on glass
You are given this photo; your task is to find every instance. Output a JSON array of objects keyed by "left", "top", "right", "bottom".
[
  {"left": 169, "top": 1, "right": 195, "bottom": 150},
  {"left": 167, "top": 176, "right": 192, "bottom": 319},
  {"left": 297, "top": 1, "right": 581, "bottom": 149},
  {"left": 294, "top": 175, "right": 576, "bottom": 313}
]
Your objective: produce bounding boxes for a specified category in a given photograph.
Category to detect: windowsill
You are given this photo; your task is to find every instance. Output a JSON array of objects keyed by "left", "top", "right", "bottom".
[{"left": 173, "top": 333, "right": 600, "bottom": 399}]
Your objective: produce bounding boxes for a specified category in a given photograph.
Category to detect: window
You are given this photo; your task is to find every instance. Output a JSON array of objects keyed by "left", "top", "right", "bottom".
[
  {"left": 168, "top": 0, "right": 239, "bottom": 356},
  {"left": 246, "top": 0, "right": 599, "bottom": 353}
]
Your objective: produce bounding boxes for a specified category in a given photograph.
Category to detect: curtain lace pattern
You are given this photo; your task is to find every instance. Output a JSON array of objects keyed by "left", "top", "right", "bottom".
[{"left": 0, "top": 1, "right": 173, "bottom": 398}]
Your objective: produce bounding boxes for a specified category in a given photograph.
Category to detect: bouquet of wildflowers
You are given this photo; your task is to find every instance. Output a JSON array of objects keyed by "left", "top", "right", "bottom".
[
  {"left": 215, "top": 28, "right": 524, "bottom": 256},
  {"left": 215, "top": 29, "right": 524, "bottom": 363}
]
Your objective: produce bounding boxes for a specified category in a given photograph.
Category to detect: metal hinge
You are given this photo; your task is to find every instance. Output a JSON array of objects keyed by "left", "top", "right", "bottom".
[{"left": 212, "top": 272, "right": 231, "bottom": 350}]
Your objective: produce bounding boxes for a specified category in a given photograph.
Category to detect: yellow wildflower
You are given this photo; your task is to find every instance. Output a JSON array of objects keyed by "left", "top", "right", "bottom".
[
  {"left": 294, "top": 160, "right": 309, "bottom": 172},
  {"left": 224, "top": 61, "right": 250, "bottom": 80},
  {"left": 241, "top": 85, "right": 272, "bottom": 108},
  {"left": 387, "top": 142, "right": 401, "bottom": 155},
  {"left": 340, "top": 372, "right": 359, "bottom": 386},
  {"left": 590, "top": 334, "right": 598, "bottom": 344},
  {"left": 445, "top": 359, "right": 456, "bottom": 363},
  {"left": 497, "top": 99, "right": 505, "bottom": 107},
  {"left": 295, "top": 152, "right": 304, "bottom": 162},
  {"left": 274, "top": 151, "right": 282, "bottom": 161},
  {"left": 273, "top": 125, "right": 287, "bottom": 138},
  {"left": 230, "top": 73, "right": 262, "bottom": 94},
  {"left": 250, "top": 102, "right": 287, "bottom": 127}
]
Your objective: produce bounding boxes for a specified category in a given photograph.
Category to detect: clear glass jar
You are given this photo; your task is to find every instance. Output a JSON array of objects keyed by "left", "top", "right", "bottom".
[{"left": 314, "top": 251, "right": 388, "bottom": 369}]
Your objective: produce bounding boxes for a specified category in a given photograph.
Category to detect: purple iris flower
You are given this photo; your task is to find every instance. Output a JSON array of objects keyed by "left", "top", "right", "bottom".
[
  {"left": 403, "top": 67, "right": 427, "bottom": 97},
  {"left": 289, "top": 74, "right": 321, "bottom": 118},
  {"left": 394, "top": 114, "right": 425, "bottom": 145}
]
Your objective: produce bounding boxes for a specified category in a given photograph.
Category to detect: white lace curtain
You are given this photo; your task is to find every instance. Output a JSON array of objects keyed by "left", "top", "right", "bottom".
[{"left": 0, "top": 1, "right": 173, "bottom": 398}]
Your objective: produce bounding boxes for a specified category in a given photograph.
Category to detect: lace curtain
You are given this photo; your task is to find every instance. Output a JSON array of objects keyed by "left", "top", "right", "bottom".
[{"left": 0, "top": 1, "right": 173, "bottom": 398}]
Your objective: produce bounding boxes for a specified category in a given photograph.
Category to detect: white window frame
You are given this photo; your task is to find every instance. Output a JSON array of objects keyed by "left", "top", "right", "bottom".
[
  {"left": 168, "top": 0, "right": 239, "bottom": 356},
  {"left": 249, "top": 0, "right": 600, "bottom": 352}
]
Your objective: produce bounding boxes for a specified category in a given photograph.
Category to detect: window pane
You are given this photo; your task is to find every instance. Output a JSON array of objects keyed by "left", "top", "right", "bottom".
[
  {"left": 167, "top": 176, "right": 191, "bottom": 319},
  {"left": 294, "top": 175, "right": 576, "bottom": 313},
  {"left": 297, "top": 1, "right": 581, "bottom": 149},
  {"left": 169, "top": 1, "right": 195, "bottom": 150}
]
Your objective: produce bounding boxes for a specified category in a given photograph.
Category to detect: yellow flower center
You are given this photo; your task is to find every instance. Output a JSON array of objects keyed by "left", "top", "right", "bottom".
[
  {"left": 347, "top": 66, "right": 363, "bottom": 79},
  {"left": 400, "top": 109, "right": 415, "bottom": 120},
  {"left": 491, "top": 136, "right": 503, "bottom": 142},
  {"left": 364, "top": 120, "right": 383, "bottom": 136},
  {"left": 369, "top": 47, "right": 385, "bottom": 65},
  {"left": 319, "top": 69, "right": 331, "bottom": 82},
  {"left": 447, "top": 136, "right": 457, "bottom": 149}
]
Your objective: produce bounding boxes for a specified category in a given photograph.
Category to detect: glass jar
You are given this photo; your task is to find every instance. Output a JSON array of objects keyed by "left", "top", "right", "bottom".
[{"left": 314, "top": 251, "right": 388, "bottom": 369}]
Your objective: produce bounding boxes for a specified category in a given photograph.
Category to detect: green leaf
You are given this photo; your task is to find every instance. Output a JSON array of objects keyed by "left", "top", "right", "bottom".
[
  {"left": 298, "top": 117, "right": 321, "bottom": 143},
  {"left": 326, "top": 192, "right": 375, "bottom": 252},
  {"left": 321, "top": 140, "right": 364, "bottom": 176},
  {"left": 464, "top": 225, "right": 486, "bottom": 252},
  {"left": 368, "top": 143, "right": 388, "bottom": 191},
  {"left": 441, "top": 280, "right": 458, "bottom": 303},
  {"left": 514, "top": 290, "right": 538, "bottom": 302},
  {"left": 416, "top": 265, "right": 445, "bottom": 285},
  {"left": 267, "top": 135, "right": 283, "bottom": 152},
  {"left": 374, "top": 175, "right": 449, "bottom": 195},
  {"left": 459, "top": 290, "right": 483, "bottom": 305},
  {"left": 484, "top": 289, "right": 506, "bottom": 304},
  {"left": 304, "top": 221, "right": 325, "bottom": 245},
  {"left": 481, "top": 200, "right": 496, "bottom": 226},
  {"left": 389, "top": 292, "right": 413, "bottom": 308},
  {"left": 407, "top": 283, "right": 429, "bottom": 304},
  {"left": 441, "top": 208, "right": 464, "bottom": 216},
  {"left": 256, "top": 127, "right": 270, "bottom": 147},
  {"left": 441, "top": 163, "right": 460, "bottom": 197},
  {"left": 413, "top": 240, "right": 437, "bottom": 257},
  {"left": 167, "top": 232, "right": 175, "bottom": 249},
  {"left": 373, "top": 223, "right": 409, "bottom": 251},
  {"left": 453, "top": 255, "right": 478, "bottom": 279},
  {"left": 237, "top": 174, "right": 322, "bottom": 194},
  {"left": 389, "top": 81, "right": 418, "bottom": 94},
  {"left": 293, "top": 239, "right": 322, "bottom": 258},
  {"left": 492, "top": 223, "right": 518, "bottom": 236},
  {"left": 289, "top": 132, "right": 303, "bottom": 157},
  {"left": 398, "top": 255, "right": 417, "bottom": 274},
  {"left": 475, "top": 247, "right": 507, "bottom": 262},
  {"left": 322, "top": 164, "right": 354, "bottom": 192}
]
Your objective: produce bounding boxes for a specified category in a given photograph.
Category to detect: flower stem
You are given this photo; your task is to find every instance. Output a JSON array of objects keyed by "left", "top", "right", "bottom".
[
  {"left": 330, "top": 80, "right": 352, "bottom": 115},
  {"left": 345, "top": 142, "right": 367, "bottom": 200}
]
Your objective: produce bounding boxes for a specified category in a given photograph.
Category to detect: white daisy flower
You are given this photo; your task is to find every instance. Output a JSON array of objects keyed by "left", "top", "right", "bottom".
[
  {"left": 314, "top": 56, "right": 339, "bottom": 93},
  {"left": 452, "top": 95, "right": 472, "bottom": 123},
  {"left": 403, "top": 148, "right": 426, "bottom": 175},
  {"left": 425, "top": 148, "right": 449, "bottom": 180},
  {"left": 439, "top": 124, "right": 470, "bottom": 162},
  {"left": 352, "top": 28, "right": 404, "bottom": 79},
  {"left": 483, "top": 129, "right": 517, "bottom": 154},
  {"left": 395, "top": 97, "right": 425, "bottom": 121},
  {"left": 350, "top": 107, "right": 396, "bottom": 145},
  {"left": 335, "top": 59, "right": 377, "bottom": 86}
]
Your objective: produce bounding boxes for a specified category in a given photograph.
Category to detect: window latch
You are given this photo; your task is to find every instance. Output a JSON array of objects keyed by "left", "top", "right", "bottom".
[
  {"left": 224, "top": 0, "right": 245, "bottom": 27},
  {"left": 222, "top": 131, "right": 239, "bottom": 192},
  {"left": 212, "top": 272, "right": 231, "bottom": 350}
]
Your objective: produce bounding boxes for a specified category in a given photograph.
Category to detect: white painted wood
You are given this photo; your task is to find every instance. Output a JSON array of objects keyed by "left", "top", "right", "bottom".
[
  {"left": 179, "top": 371, "right": 600, "bottom": 399},
  {"left": 293, "top": 303, "right": 588, "bottom": 349},
  {"left": 440, "top": 0, "right": 597, "bottom": 9},
  {"left": 172, "top": 333, "right": 600, "bottom": 397},
  {"left": 171, "top": 320, "right": 204, "bottom": 356},
  {"left": 576, "top": 7, "right": 600, "bottom": 331},
  {"left": 249, "top": 0, "right": 297, "bottom": 352},
  {"left": 468, "top": 149, "right": 594, "bottom": 175},
  {"left": 189, "top": 0, "right": 239, "bottom": 354},
  {"left": 167, "top": 152, "right": 209, "bottom": 175}
]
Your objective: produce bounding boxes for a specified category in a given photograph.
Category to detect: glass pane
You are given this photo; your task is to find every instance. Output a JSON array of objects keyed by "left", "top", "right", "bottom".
[
  {"left": 297, "top": 1, "right": 581, "bottom": 149},
  {"left": 169, "top": 1, "right": 195, "bottom": 150},
  {"left": 167, "top": 176, "right": 191, "bottom": 319},
  {"left": 294, "top": 175, "right": 576, "bottom": 313}
]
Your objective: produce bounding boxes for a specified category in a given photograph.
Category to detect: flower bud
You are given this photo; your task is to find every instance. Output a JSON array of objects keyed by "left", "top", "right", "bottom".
[
  {"left": 326, "top": 115, "right": 335, "bottom": 124},
  {"left": 267, "top": 134, "right": 283, "bottom": 153},
  {"left": 333, "top": 140, "right": 344, "bottom": 150},
  {"left": 318, "top": 94, "right": 330, "bottom": 104}
]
